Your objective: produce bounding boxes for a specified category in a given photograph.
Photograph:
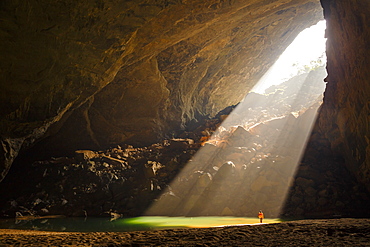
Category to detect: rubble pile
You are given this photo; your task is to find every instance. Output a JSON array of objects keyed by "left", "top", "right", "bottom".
[
  {"left": 2, "top": 67, "right": 370, "bottom": 219},
  {"left": 149, "top": 106, "right": 370, "bottom": 218},
  {"left": 1, "top": 140, "right": 198, "bottom": 217}
]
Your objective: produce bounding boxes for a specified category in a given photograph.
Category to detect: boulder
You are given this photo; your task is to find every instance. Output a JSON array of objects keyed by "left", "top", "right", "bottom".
[{"left": 75, "top": 150, "right": 98, "bottom": 161}]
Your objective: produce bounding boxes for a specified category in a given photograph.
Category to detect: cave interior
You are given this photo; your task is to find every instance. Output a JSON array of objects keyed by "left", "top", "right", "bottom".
[{"left": 0, "top": 0, "right": 370, "bottom": 220}]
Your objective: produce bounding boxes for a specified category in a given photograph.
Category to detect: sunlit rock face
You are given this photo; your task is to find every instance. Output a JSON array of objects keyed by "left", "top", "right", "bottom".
[
  {"left": 314, "top": 0, "right": 370, "bottom": 193},
  {"left": 0, "top": 0, "right": 323, "bottom": 181},
  {"left": 280, "top": 0, "right": 370, "bottom": 218},
  {"left": 0, "top": 71, "right": 330, "bottom": 218}
]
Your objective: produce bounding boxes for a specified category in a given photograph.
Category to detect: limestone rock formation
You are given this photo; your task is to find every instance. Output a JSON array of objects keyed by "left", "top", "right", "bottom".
[
  {"left": 3, "top": 99, "right": 369, "bottom": 218},
  {"left": 312, "top": 0, "right": 370, "bottom": 193},
  {"left": 0, "top": 0, "right": 323, "bottom": 181},
  {"left": 7, "top": 70, "right": 367, "bottom": 219},
  {"left": 2, "top": 0, "right": 370, "bottom": 221}
]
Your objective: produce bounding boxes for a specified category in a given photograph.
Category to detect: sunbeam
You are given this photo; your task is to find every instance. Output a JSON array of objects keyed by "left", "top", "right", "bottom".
[
  {"left": 253, "top": 20, "right": 326, "bottom": 94},
  {"left": 145, "top": 20, "right": 327, "bottom": 219}
]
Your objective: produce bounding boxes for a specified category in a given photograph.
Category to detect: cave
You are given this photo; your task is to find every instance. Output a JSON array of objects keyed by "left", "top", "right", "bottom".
[{"left": 1, "top": 0, "right": 370, "bottom": 234}]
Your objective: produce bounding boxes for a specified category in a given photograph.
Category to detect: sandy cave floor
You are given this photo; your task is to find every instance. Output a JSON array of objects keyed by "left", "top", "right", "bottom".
[{"left": 1, "top": 218, "right": 370, "bottom": 246}]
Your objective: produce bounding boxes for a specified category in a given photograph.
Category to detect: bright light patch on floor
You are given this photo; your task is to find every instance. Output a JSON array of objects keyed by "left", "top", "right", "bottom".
[
  {"left": 119, "top": 216, "right": 280, "bottom": 228},
  {"left": 145, "top": 20, "right": 327, "bottom": 220}
]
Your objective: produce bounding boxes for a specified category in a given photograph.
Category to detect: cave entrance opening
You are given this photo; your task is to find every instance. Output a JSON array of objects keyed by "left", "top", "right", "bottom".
[
  {"left": 145, "top": 21, "right": 327, "bottom": 220},
  {"left": 252, "top": 20, "right": 326, "bottom": 94}
]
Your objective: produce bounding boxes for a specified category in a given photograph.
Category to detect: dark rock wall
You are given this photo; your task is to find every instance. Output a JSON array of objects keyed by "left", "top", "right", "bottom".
[
  {"left": 37, "top": 0, "right": 323, "bottom": 154},
  {"left": 317, "top": 0, "right": 370, "bottom": 192},
  {"left": 0, "top": 0, "right": 151, "bottom": 179},
  {"left": 0, "top": 0, "right": 323, "bottom": 180}
]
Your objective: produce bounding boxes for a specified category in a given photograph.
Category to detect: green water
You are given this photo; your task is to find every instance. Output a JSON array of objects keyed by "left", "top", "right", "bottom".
[{"left": 0, "top": 216, "right": 280, "bottom": 232}]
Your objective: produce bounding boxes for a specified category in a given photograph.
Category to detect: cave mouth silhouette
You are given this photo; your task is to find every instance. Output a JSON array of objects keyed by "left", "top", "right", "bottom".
[{"left": 145, "top": 20, "right": 327, "bottom": 219}]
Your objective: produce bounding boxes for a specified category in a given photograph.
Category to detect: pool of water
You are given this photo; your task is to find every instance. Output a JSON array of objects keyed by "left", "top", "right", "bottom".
[{"left": 0, "top": 216, "right": 281, "bottom": 232}]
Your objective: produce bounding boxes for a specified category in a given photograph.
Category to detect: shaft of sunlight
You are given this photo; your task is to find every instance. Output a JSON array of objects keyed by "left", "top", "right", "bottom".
[
  {"left": 145, "top": 20, "right": 327, "bottom": 219},
  {"left": 252, "top": 20, "right": 326, "bottom": 94}
]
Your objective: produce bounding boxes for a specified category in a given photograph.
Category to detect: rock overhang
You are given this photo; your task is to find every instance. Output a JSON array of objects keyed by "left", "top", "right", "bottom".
[{"left": 0, "top": 0, "right": 324, "bottom": 181}]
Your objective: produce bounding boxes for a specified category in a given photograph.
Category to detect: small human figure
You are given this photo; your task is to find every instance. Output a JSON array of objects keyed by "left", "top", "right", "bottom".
[{"left": 258, "top": 210, "right": 264, "bottom": 223}]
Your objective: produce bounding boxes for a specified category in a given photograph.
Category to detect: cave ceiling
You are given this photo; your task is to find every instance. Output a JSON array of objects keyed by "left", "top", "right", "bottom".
[{"left": 0, "top": 0, "right": 323, "bottom": 181}]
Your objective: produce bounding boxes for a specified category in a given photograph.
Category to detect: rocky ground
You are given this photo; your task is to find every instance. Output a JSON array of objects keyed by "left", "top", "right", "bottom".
[
  {"left": 1, "top": 218, "right": 370, "bottom": 246},
  {"left": 1, "top": 67, "right": 370, "bottom": 219}
]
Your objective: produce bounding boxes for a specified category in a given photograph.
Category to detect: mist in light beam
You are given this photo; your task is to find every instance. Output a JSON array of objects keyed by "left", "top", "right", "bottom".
[{"left": 145, "top": 21, "right": 327, "bottom": 219}]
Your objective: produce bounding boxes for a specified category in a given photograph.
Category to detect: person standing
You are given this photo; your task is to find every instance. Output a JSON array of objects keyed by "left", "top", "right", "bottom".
[{"left": 258, "top": 210, "right": 264, "bottom": 223}]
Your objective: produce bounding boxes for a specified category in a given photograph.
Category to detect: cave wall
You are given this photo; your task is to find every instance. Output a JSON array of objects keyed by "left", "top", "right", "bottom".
[
  {"left": 34, "top": 0, "right": 323, "bottom": 155},
  {"left": 0, "top": 0, "right": 323, "bottom": 180},
  {"left": 317, "top": 0, "right": 370, "bottom": 192}
]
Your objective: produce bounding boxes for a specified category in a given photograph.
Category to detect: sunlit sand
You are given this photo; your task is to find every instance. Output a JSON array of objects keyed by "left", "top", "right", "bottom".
[
  {"left": 0, "top": 216, "right": 281, "bottom": 232},
  {"left": 120, "top": 216, "right": 281, "bottom": 229}
]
